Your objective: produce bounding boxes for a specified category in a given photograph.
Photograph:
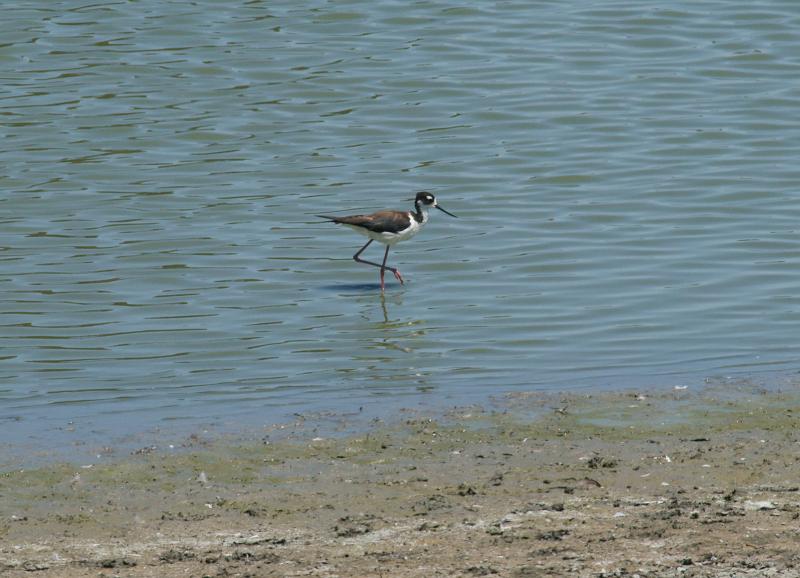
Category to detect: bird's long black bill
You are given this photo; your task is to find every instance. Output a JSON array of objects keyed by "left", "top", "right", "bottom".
[{"left": 436, "top": 205, "right": 458, "bottom": 218}]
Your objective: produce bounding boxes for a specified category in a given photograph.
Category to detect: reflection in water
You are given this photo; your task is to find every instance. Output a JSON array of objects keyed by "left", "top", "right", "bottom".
[
  {"left": 347, "top": 290, "right": 433, "bottom": 394},
  {"left": 378, "top": 292, "right": 391, "bottom": 325}
]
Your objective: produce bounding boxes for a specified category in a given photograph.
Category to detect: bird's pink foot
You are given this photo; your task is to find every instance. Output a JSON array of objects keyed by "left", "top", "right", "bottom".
[{"left": 393, "top": 269, "right": 404, "bottom": 285}]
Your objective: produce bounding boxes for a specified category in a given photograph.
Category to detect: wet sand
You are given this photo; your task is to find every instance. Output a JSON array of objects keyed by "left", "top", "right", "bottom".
[{"left": 3, "top": 382, "right": 800, "bottom": 577}]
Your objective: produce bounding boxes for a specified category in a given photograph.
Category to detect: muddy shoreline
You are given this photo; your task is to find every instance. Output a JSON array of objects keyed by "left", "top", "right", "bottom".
[{"left": 3, "top": 384, "right": 800, "bottom": 577}]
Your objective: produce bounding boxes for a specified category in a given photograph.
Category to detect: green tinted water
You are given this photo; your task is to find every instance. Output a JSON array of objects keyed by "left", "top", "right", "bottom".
[{"left": 3, "top": 0, "right": 800, "bottom": 455}]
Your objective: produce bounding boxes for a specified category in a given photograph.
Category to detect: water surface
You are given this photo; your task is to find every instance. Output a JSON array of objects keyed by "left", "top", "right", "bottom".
[{"left": 3, "top": 0, "right": 800, "bottom": 458}]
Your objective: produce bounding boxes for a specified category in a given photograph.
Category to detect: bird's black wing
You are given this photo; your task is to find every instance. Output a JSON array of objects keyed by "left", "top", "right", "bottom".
[{"left": 318, "top": 211, "right": 410, "bottom": 234}]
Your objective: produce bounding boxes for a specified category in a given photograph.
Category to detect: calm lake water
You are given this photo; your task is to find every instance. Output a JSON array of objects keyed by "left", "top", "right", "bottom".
[{"left": 3, "top": 0, "right": 800, "bottom": 458}]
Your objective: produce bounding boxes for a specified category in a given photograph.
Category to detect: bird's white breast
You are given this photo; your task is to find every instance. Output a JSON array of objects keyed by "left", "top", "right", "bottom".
[{"left": 344, "top": 212, "right": 425, "bottom": 246}]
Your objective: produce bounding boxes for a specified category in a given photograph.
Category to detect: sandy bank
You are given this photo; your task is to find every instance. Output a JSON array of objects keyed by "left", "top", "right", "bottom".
[{"left": 3, "top": 383, "right": 800, "bottom": 577}]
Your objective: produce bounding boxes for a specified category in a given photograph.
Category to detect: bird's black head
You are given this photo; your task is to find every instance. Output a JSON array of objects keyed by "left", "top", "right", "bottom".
[
  {"left": 413, "top": 191, "right": 457, "bottom": 218},
  {"left": 415, "top": 191, "right": 436, "bottom": 206}
]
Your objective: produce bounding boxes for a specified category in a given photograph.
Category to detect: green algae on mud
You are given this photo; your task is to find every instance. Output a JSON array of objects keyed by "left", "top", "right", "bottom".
[
  {"left": 498, "top": 385, "right": 800, "bottom": 441},
  {"left": 3, "top": 383, "right": 800, "bottom": 577},
  {"left": 3, "top": 383, "right": 799, "bottom": 508}
]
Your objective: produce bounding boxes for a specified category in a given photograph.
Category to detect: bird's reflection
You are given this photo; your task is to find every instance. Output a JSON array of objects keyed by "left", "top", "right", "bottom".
[
  {"left": 378, "top": 291, "right": 390, "bottom": 324},
  {"left": 321, "top": 283, "right": 384, "bottom": 293},
  {"left": 320, "top": 286, "right": 434, "bottom": 395},
  {"left": 365, "top": 289, "right": 405, "bottom": 327}
]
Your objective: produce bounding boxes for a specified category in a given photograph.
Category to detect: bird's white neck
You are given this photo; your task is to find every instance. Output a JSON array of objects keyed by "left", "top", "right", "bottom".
[{"left": 413, "top": 203, "right": 430, "bottom": 224}]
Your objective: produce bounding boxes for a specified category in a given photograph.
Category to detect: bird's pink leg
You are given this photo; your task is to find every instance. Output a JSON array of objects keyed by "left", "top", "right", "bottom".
[
  {"left": 380, "top": 245, "right": 405, "bottom": 288},
  {"left": 352, "top": 240, "right": 404, "bottom": 289},
  {"left": 352, "top": 239, "right": 374, "bottom": 264},
  {"left": 380, "top": 246, "right": 389, "bottom": 292}
]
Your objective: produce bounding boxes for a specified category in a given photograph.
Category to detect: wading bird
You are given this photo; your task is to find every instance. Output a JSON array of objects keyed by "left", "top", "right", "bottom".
[{"left": 318, "top": 191, "right": 457, "bottom": 291}]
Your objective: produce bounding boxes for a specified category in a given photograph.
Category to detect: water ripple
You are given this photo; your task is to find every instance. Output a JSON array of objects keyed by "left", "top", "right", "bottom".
[{"left": 3, "top": 0, "right": 800, "bottom": 455}]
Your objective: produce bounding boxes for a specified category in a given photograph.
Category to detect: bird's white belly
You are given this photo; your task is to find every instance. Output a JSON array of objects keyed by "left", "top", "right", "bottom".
[{"left": 347, "top": 220, "right": 421, "bottom": 246}]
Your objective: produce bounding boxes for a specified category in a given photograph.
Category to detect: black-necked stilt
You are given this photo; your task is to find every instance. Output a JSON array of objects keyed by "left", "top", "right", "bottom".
[{"left": 318, "top": 191, "right": 457, "bottom": 291}]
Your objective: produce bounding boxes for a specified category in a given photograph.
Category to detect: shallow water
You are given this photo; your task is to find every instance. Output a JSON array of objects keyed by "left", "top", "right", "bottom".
[{"left": 3, "top": 0, "right": 800, "bottom": 455}]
